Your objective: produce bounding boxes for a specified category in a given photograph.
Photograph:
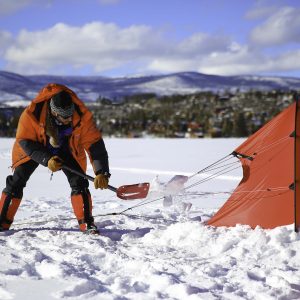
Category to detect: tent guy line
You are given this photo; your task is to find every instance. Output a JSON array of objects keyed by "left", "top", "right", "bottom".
[{"left": 104, "top": 166, "right": 242, "bottom": 181}]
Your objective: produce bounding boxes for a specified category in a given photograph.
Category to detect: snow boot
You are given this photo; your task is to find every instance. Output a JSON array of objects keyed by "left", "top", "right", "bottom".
[
  {"left": 85, "top": 224, "right": 100, "bottom": 235},
  {"left": 71, "top": 189, "right": 98, "bottom": 233},
  {"left": 0, "top": 192, "right": 21, "bottom": 230}
]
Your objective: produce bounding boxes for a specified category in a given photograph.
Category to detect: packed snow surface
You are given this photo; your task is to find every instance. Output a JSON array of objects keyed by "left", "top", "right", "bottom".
[{"left": 0, "top": 138, "right": 299, "bottom": 300}]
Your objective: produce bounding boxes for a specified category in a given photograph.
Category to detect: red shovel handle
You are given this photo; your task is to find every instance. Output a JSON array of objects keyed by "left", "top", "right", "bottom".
[{"left": 62, "top": 165, "right": 149, "bottom": 200}]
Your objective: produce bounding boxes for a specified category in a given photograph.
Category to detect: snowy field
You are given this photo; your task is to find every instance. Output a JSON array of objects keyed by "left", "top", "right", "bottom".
[{"left": 0, "top": 138, "right": 299, "bottom": 300}]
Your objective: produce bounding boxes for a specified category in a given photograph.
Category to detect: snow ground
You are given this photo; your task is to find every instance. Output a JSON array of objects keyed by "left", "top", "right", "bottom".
[{"left": 0, "top": 138, "right": 299, "bottom": 300}]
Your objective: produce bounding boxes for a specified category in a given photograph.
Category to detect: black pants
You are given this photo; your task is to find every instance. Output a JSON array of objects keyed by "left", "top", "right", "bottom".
[{"left": 3, "top": 153, "right": 89, "bottom": 199}]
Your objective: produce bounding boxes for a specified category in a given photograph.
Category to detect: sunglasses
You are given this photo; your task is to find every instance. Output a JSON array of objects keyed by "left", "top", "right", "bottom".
[
  {"left": 56, "top": 114, "right": 72, "bottom": 121},
  {"left": 52, "top": 111, "right": 73, "bottom": 121}
]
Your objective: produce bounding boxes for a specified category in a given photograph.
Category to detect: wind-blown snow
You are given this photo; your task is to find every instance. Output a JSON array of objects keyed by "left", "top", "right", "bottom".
[
  {"left": 135, "top": 76, "right": 202, "bottom": 95},
  {"left": 3, "top": 100, "right": 30, "bottom": 107},
  {"left": 0, "top": 138, "right": 299, "bottom": 300}
]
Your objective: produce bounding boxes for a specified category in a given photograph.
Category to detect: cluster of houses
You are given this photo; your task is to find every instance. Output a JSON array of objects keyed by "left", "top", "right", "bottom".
[
  {"left": 92, "top": 90, "right": 295, "bottom": 138},
  {"left": 0, "top": 90, "right": 296, "bottom": 138}
]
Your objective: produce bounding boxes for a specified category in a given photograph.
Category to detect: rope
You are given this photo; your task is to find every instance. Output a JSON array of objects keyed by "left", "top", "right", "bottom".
[
  {"left": 176, "top": 186, "right": 290, "bottom": 198},
  {"left": 183, "top": 132, "right": 291, "bottom": 194},
  {"left": 13, "top": 195, "right": 166, "bottom": 226},
  {"left": 200, "top": 160, "right": 240, "bottom": 173},
  {"left": 11, "top": 155, "right": 240, "bottom": 228},
  {"left": 13, "top": 133, "right": 292, "bottom": 227},
  {"left": 117, "top": 196, "right": 166, "bottom": 214},
  {"left": 188, "top": 154, "right": 234, "bottom": 179},
  {"left": 184, "top": 164, "right": 241, "bottom": 190},
  {"left": 13, "top": 184, "right": 290, "bottom": 227}
]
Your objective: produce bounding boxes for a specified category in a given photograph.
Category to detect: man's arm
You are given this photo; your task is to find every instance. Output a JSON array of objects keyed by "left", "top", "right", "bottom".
[
  {"left": 89, "top": 139, "right": 110, "bottom": 175},
  {"left": 19, "top": 139, "right": 52, "bottom": 167}
]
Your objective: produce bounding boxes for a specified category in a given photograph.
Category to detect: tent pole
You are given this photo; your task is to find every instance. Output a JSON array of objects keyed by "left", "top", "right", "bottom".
[{"left": 294, "top": 93, "right": 300, "bottom": 232}]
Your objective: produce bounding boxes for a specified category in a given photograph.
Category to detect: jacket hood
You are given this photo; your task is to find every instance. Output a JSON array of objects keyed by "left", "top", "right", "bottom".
[{"left": 28, "top": 83, "right": 87, "bottom": 114}]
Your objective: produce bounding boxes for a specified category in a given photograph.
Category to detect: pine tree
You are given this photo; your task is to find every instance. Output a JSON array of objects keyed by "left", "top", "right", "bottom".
[{"left": 233, "top": 112, "right": 248, "bottom": 137}]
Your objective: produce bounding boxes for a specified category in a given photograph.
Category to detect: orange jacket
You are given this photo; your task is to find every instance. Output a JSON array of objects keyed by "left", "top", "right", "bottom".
[{"left": 12, "top": 83, "right": 103, "bottom": 173}]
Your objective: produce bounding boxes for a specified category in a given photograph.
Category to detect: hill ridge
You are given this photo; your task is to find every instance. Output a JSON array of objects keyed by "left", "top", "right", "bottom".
[{"left": 0, "top": 70, "right": 299, "bottom": 103}]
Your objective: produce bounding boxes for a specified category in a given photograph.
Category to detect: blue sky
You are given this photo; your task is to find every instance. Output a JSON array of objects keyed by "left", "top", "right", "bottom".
[{"left": 0, "top": 0, "right": 299, "bottom": 77}]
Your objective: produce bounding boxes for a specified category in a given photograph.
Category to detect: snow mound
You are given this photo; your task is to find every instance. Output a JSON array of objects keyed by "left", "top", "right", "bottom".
[{"left": 0, "top": 138, "right": 299, "bottom": 299}]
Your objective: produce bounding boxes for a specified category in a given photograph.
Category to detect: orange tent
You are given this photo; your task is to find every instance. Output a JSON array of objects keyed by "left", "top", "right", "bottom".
[{"left": 207, "top": 100, "right": 300, "bottom": 231}]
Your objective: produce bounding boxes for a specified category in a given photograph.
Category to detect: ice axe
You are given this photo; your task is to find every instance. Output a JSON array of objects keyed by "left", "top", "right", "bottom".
[{"left": 62, "top": 165, "right": 150, "bottom": 200}]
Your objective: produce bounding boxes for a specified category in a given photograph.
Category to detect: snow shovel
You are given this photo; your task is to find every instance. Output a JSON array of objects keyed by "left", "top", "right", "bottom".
[{"left": 62, "top": 165, "right": 150, "bottom": 200}]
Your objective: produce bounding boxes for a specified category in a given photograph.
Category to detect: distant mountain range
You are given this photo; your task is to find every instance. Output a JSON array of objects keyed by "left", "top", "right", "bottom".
[{"left": 0, "top": 70, "right": 300, "bottom": 106}]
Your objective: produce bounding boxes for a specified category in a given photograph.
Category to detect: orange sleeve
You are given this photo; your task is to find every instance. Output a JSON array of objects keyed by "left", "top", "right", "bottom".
[
  {"left": 16, "top": 109, "right": 38, "bottom": 141},
  {"left": 80, "top": 110, "right": 102, "bottom": 151}
]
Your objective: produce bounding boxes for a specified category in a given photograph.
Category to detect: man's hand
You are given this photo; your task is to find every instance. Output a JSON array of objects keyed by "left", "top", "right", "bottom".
[
  {"left": 48, "top": 156, "right": 63, "bottom": 172},
  {"left": 94, "top": 173, "right": 109, "bottom": 189}
]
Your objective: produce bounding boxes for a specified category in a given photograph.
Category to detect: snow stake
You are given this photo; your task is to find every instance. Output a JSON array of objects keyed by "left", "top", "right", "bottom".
[{"left": 62, "top": 165, "right": 150, "bottom": 200}]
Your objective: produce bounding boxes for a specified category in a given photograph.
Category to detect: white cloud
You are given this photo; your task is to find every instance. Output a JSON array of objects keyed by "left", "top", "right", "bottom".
[
  {"left": 199, "top": 48, "right": 300, "bottom": 76},
  {"left": 146, "top": 44, "right": 259, "bottom": 75},
  {"left": 4, "top": 22, "right": 169, "bottom": 74},
  {"left": 2, "top": 21, "right": 300, "bottom": 77},
  {"left": 146, "top": 43, "right": 300, "bottom": 76},
  {"left": 0, "top": 30, "right": 13, "bottom": 55},
  {"left": 4, "top": 22, "right": 234, "bottom": 75},
  {"left": 250, "top": 6, "right": 300, "bottom": 46},
  {"left": 271, "top": 50, "right": 300, "bottom": 71},
  {"left": 177, "top": 33, "right": 230, "bottom": 55}
]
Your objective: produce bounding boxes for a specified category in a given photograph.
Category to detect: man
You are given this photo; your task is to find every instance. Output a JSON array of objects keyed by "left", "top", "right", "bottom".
[{"left": 0, "top": 83, "right": 110, "bottom": 234}]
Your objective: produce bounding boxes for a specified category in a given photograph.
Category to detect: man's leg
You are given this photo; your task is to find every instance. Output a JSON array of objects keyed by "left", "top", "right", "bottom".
[
  {"left": 62, "top": 157, "right": 98, "bottom": 233},
  {"left": 0, "top": 160, "right": 38, "bottom": 230}
]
